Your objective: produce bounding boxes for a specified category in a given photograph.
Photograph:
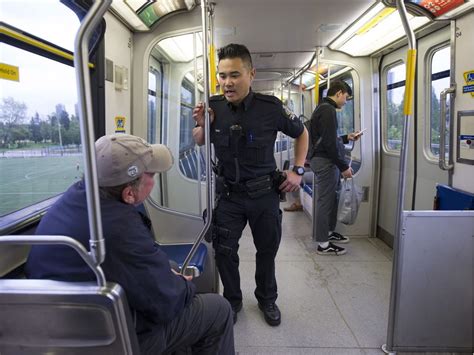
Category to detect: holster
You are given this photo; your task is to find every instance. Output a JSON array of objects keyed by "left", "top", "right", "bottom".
[
  {"left": 215, "top": 175, "right": 230, "bottom": 196},
  {"left": 273, "top": 171, "right": 287, "bottom": 202}
]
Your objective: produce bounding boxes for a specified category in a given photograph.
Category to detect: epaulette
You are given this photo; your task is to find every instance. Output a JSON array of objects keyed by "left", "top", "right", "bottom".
[
  {"left": 209, "top": 95, "right": 225, "bottom": 101},
  {"left": 254, "top": 92, "right": 282, "bottom": 105}
]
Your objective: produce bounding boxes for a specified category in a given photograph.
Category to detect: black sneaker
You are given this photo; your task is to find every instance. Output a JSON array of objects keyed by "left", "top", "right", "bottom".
[
  {"left": 232, "top": 302, "right": 242, "bottom": 324},
  {"left": 317, "top": 242, "right": 347, "bottom": 255},
  {"left": 327, "top": 232, "right": 350, "bottom": 244},
  {"left": 258, "top": 302, "right": 281, "bottom": 326}
]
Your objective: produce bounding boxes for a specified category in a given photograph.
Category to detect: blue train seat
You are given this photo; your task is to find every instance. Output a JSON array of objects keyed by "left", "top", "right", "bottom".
[
  {"left": 435, "top": 184, "right": 474, "bottom": 210},
  {"left": 159, "top": 243, "right": 208, "bottom": 277},
  {"left": 179, "top": 148, "right": 206, "bottom": 181},
  {"left": 136, "top": 204, "right": 208, "bottom": 277}
]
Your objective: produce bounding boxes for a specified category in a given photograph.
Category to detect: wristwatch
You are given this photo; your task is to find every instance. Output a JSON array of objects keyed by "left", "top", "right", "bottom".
[{"left": 292, "top": 165, "right": 305, "bottom": 176}]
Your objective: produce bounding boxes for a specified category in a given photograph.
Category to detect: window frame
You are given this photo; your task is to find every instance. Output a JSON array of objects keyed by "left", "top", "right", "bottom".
[
  {"left": 381, "top": 60, "right": 406, "bottom": 156},
  {"left": 423, "top": 42, "right": 451, "bottom": 163}
]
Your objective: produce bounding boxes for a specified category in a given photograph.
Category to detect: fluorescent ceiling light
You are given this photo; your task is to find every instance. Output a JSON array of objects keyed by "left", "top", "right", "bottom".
[
  {"left": 295, "top": 66, "right": 352, "bottom": 89},
  {"left": 111, "top": 1, "right": 197, "bottom": 30},
  {"left": 111, "top": 1, "right": 149, "bottom": 31},
  {"left": 330, "top": 3, "right": 430, "bottom": 56},
  {"left": 137, "top": 0, "right": 196, "bottom": 27},
  {"left": 157, "top": 32, "right": 203, "bottom": 62},
  {"left": 124, "top": 0, "right": 151, "bottom": 12}
]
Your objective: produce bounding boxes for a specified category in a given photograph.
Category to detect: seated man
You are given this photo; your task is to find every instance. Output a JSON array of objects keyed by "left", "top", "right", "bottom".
[{"left": 26, "top": 134, "right": 234, "bottom": 355}]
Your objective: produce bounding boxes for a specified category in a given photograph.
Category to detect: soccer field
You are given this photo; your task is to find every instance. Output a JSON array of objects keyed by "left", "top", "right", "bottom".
[{"left": 0, "top": 156, "right": 83, "bottom": 216}]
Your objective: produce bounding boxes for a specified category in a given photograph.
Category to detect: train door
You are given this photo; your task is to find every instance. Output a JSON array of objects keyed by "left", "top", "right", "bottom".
[
  {"left": 414, "top": 28, "right": 451, "bottom": 209},
  {"left": 130, "top": 10, "right": 218, "bottom": 292},
  {"left": 377, "top": 26, "right": 451, "bottom": 245}
]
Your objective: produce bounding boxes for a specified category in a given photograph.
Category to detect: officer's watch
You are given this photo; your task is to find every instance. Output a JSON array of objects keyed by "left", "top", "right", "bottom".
[{"left": 292, "top": 165, "right": 305, "bottom": 176}]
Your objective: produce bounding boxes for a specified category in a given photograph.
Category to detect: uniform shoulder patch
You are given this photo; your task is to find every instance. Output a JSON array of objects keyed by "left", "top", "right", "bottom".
[
  {"left": 209, "top": 94, "right": 225, "bottom": 102},
  {"left": 254, "top": 93, "right": 281, "bottom": 105}
]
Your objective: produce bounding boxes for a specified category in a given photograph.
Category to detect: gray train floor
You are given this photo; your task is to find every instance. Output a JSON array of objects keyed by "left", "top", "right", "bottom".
[{"left": 230, "top": 202, "right": 466, "bottom": 355}]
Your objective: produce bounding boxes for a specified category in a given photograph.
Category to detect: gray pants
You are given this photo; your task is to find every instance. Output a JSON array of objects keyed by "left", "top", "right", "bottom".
[
  {"left": 310, "top": 157, "right": 341, "bottom": 243},
  {"left": 143, "top": 293, "right": 235, "bottom": 355}
]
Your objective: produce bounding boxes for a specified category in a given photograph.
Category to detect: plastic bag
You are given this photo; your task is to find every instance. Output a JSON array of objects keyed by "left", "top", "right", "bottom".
[{"left": 337, "top": 178, "right": 363, "bottom": 225}]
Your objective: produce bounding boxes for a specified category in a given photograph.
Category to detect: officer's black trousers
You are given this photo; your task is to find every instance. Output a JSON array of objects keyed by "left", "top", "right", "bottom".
[{"left": 213, "top": 191, "right": 282, "bottom": 309}]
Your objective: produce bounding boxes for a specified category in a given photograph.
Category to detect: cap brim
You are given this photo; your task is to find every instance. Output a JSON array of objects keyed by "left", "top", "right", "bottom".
[{"left": 147, "top": 144, "right": 174, "bottom": 173}]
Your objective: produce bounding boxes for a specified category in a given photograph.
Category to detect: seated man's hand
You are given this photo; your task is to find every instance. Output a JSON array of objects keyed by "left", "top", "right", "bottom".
[{"left": 172, "top": 268, "right": 193, "bottom": 281}]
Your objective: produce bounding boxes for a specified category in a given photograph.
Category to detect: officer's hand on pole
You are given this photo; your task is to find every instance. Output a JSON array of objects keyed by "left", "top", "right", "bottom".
[
  {"left": 193, "top": 102, "right": 215, "bottom": 127},
  {"left": 279, "top": 171, "right": 302, "bottom": 192}
]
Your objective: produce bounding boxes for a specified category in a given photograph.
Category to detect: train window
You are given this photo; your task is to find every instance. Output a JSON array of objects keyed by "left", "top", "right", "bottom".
[
  {"left": 318, "top": 74, "right": 355, "bottom": 150},
  {"left": 383, "top": 62, "right": 406, "bottom": 153},
  {"left": 179, "top": 78, "right": 195, "bottom": 154},
  {"left": 147, "top": 31, "right": 205, "bottom": 213},
  {"left": 428, "top": 46, "right": 450, "bottom": 158},
  {"left": 0, "top": 3, "right": 82, "bottom": 219},
  {"left": 336, "top": 76, "right": 355, "bottom": 149},
  {"left": 148, "top": 68, "right": 162, "bottom": 144}
]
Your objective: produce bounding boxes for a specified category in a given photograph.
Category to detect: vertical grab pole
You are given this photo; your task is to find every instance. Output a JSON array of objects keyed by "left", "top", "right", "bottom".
[
  {"left": 312, "top": 47, "right": 320, "bottom": 240},
  {"left": 74, "top": 0, "right": 112, "bottom": 270},
  {"left": 287, "top": 77, "right": 291, "bottom": 162},
  {"left": 279, "top": 80, "right": 284, "bottom": 169},
  {"left": 314, "top": 48, "right": 320, "bottom": 109},
  {"left": 181, "top": 0, "right": 214, "bottom": 274},
  {"left": 193, "top": 32, "right": 203, "bottom": 215},
  {"left": 384, "top": 1, "right": 417, "bottom": 352},
  {"left": 208, "top": 3, "right": 217, "bottom": 95}
]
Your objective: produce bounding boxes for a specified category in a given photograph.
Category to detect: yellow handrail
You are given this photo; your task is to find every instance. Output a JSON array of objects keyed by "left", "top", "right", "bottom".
[{"left": 1, "top": 24, "right": 94, "bottom": 69}]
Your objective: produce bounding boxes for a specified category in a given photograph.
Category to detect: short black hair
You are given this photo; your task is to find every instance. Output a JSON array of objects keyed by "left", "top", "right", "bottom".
[
  {"left": 326, "top": 80, "right": 352, "bottom": 97},
  {"left": 217, "top": 43, "right": 253, "bottom": 69}
]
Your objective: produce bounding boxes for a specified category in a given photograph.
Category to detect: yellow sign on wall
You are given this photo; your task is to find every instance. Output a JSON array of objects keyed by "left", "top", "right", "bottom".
[
  {"left": 0, "top": 63, "right": 19, "bottom": 82},
  {"left": 115, "top": 116, "right": 126, "bottom": 133},
  {"left": 463, "top": 70, "right": 474, "bottom": 98}
]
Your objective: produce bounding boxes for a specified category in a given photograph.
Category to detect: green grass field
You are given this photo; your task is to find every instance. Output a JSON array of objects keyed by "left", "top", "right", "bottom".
[{"left": 0, "top": 156, "right": 83, "bottom": 216}]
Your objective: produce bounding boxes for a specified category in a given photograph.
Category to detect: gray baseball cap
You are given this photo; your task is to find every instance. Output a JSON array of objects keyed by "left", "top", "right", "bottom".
[{"left": 95, "top": 134, "right": 173, "bottom": 187}]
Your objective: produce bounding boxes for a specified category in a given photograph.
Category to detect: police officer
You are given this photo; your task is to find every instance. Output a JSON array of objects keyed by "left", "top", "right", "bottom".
[{"left": 193, "top": 43, "right": 308, "bottom": 326}]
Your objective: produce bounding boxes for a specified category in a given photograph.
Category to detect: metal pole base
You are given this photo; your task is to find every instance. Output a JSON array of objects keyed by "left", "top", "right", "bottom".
[{"left": 381, "top": 344, "right": 396, "bottom": 355}]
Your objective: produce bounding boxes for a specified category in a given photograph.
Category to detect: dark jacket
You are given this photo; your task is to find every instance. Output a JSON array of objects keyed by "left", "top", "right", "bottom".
[
  {"left": 209, "top": 90, "right": 304, "bottom": 181},
  {"left": 25, "top": 181, "right": 196, "bottom": 348},
  {"left": 309, "top": 97, "right": 349, "bottom": 172}
]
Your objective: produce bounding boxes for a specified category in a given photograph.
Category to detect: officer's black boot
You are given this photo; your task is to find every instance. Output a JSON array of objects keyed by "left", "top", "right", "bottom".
[{"left": 258, "top": 302, "right": 281, "bottom": 326}]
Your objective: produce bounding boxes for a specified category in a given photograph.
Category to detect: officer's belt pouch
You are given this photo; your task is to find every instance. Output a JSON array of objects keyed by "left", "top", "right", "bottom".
[{"left": 245, "top": 175, "right": 273, "bottom": 199}]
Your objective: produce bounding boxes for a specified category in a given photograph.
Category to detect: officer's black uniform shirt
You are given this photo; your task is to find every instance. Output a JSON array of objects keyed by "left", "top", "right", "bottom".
[{"left": 209, "top": 90, "right": 304, "bottom": 182}]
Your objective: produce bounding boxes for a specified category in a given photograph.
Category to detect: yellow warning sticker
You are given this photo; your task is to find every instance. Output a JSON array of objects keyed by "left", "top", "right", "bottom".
[
  {"left": 115, "top": 116, "right": 126, "bottom": 133},
  {"left": 0, "top": 63, "right": 19, "bottom": 82}
]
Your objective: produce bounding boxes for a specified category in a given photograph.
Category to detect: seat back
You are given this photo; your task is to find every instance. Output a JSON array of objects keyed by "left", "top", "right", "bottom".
[{"left": 0, "top": 279, "right": 140, "bottom": 355}]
